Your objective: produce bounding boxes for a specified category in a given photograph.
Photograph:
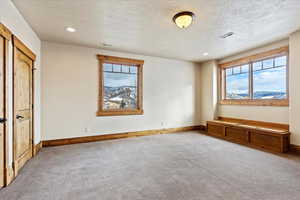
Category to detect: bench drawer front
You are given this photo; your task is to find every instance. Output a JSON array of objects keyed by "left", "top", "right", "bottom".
[
  {"left": 207, "top": 123, "right": 224, "bottom": 137},
  {"left": 225, "top": 127, "right": 248, "bottom": 143},
  {"left": 250, "top": 131, "right": 281, "bottom": 152}
]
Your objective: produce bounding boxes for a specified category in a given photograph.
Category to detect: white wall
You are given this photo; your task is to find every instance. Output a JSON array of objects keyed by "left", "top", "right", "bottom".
[
  {"left": 198, "top": 60, "right": 218, "bottom": 125},
  {"left": 41, "top": 42, "right": 201, "bottom": 140},
  {"left": 0, "top": 0, "right": 41, "bottom": 165},
  {"left": 218, "top": 106, "right": 289, "bottom": 124},
  {"left": 217, "top": 39, "right": 290, "bottom": 124},
  {"left": 289, "top": 30, "right": 300, "bottom": 145}
]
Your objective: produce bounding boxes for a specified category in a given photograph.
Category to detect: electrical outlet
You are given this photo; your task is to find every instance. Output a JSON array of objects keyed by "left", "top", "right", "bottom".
[{"left": 84, "top": 128, "right": 90, "bottom": 133}]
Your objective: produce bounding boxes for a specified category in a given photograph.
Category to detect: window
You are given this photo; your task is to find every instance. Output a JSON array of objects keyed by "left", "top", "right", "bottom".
[
  {"left": 220, "top": 47, "right": 289, "bottom": 106},
  {"left": 97, "top": 55, "right": 144, "bottom": 116},
  {"left": 252, "top": 56, "right": 287, "bottom": 99},
  {"left": 225, "top": 64, "right": 250, "bottom": 99}
]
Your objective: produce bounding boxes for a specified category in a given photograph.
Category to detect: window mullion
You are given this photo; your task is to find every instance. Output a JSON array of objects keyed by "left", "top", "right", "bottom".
[{"left": 249, "top": 62, "right": 253, "bottom": 99}]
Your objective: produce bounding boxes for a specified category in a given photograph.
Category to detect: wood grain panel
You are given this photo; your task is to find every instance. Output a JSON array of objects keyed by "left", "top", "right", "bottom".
[
  {"left": 207, "top": 123, "right": 224, "bottom": 137},
  {"left": 4, "top": 166, "right": 14, "bottom": 186},
  {"left": 0, "top": 23, "right": 12, "bottom": 40},
  {"left": 250, "top": 131, "right": 281, "bottom": 152},
  {"left": 33, "top": 142, "right": 42, "bottom": 156},
  {"left": 13, "top": 42, "right": 34, "bottom": 177},
  {"left": 0, "top": 36, "right": 4, "bottom": 188},
  {"left": 14, "top": 150, "right": 32, "bottom": 175},
  {"left": 218, "top": 117, "right": 289, "bottom": 131},
  {"left": 0, "top": 24, "right": 10, "bottom": 187},
  {"left": 219, "top": 99, "right": 289, "bottom": 107},
  {"left": 206, "top": 119, "right": 290, "bottom": 153},
  {"left": 16, "top": 120, "right": 31, "bottom": 159},
  {"left": 12, "top": 36, "right": 36, "bottom": 61},
  {"left": 225, "top": 127, "right": 249, "bottom": 143},
  {"left": 97, "top": 55, "right": 144, "bottom": 65},
  {"left": 290, "top": 144, "right": 300, "bottom": 154},
  {"left": 43, "top": 125, "right": 201, "bottom": 147}
]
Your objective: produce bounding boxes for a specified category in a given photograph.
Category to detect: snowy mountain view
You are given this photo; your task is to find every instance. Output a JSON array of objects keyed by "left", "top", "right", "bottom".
[
  {"left": 102, "top": 63, "right": 138, "bottom": 110},
  {"left": 225, "top": 60, "right": 287, "bottom": 100},
  {"left": 104, "top": 86, "right": 137, "bottom": 109},
  {"left": 226, "top": 91, "right": 287, "bottom": 100}
]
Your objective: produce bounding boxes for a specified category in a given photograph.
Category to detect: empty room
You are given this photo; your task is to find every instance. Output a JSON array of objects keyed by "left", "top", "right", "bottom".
[{"left": 1, "top": 0, "right": 300, "bottom": 199}]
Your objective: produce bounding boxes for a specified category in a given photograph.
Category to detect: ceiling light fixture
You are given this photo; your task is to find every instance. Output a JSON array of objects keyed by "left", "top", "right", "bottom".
[
  {"left": 173, "top": 11, "right": 195, "bottom": 29},
  {"left": 66, "top": 27, "right": 76, "bottom": 33},
  {"left": 203, "top": 52, "right": 209, "bottom": 56}
]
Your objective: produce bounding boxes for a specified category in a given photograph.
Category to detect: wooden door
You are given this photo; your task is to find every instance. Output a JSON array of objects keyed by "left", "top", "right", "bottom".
[
  {"left": 0, "top": 35, "right": 5, "bottom": 187},
  {"left": 0, "top": 23, "right": 11, "bottom": 187},
  {"left": 13, "top": 47, "right": 33, "bottom": 175}
]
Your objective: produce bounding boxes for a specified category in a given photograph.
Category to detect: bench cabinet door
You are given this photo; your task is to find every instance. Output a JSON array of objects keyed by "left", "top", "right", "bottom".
[
  {"left": 207, "top": 123, "right": 224, "bottom": 138},
  {"left": 250, "top": 131, "right": 281, "bottom": 152},
  {"left": 225, "top": 127, "right": 249, "bottom": 144}
]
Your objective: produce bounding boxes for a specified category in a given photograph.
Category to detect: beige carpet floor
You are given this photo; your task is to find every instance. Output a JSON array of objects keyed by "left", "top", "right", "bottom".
[{"left": 1, "top": 131, "right": 300, "bottom": 200}]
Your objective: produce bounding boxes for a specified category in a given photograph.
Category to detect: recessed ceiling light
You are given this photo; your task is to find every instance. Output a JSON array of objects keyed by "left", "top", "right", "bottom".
[
  {"left": 173, "top": 11, "right": 195, "bottom": 29},
  {"left": 66, "top": 27, "right": 76, "bottom": 32},
  {"left": 203, "top": 52, "right": 209, "bottom": 56},
  {"left": 221, "top": 32, "right": 234, "bottom": 38}
]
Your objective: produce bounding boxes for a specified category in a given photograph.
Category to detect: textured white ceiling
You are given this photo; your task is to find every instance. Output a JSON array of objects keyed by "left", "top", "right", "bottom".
[{"left": 12, "top": 0, "right": 300, "bottom": 62}]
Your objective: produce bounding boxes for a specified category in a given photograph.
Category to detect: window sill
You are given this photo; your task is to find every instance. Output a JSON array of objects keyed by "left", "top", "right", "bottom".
[
  {"left": 219, "top": 99, "right": 289, "bottom": 107},
  {"left": 97, "top": 109, "right": 144, "bottom": 116}
]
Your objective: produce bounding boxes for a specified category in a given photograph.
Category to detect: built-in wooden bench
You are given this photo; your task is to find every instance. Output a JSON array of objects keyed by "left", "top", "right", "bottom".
[{"left": 206, "top": 117, "right": 290, "bottom": 153}]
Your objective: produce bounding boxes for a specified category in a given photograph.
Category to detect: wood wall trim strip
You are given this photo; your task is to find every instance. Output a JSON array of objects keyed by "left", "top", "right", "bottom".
[
  {"left": 290, "top": 144, "right": 300, "bottom": 154},
  {"left": 12, "top": 35, "right": 36, "bottom": 61},
  {"left": 42, "top": 125, "right": 202, "bottom": 147},
  {"left": 33, "top": 142, "right": 42, "bottom": 156},
  {"left": 0, "top": 24, "right": 12, "bottom": 40},
  {"left": 0, "top": 24, "right": 11, "bottom": 187},
  {"left": 97, "top": 55, "right": 144, "bottom": 65},
  {"left": 219, "top": 99, "right": 289, "bottom": 107},
  {"left": 4, "top": 166, "right": 14, "bottom": 186},
  {"left": 96, "top": 110, "right": 144, "bottom": 116},
  {"left": 218, "top": 116, "right": 289, "bottom": 131},
  {"left": 219, "top": 46, "right": 289, "bottom": 69},
  {"left": 199, "top": 125, "right": 206, "bottom": 131},
  {"left": 3, "top": 39, "right": 10, "bottom": 187}
]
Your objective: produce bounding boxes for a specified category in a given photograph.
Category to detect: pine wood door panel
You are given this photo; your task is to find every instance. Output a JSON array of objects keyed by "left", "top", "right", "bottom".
[
  {"left": 14, "top": 48, "right": 33, "bottom": 175},
  {"left": 16, "top": 119, "right": 30, "bottom": 158}
]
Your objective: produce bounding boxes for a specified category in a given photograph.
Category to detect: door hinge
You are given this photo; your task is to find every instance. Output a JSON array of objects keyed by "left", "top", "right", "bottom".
[{"left": 0, "top": 117, "right": 7, "bottom": 123}]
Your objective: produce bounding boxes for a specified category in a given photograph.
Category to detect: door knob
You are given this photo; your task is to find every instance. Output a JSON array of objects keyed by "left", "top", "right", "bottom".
[
  {"left": 0, "top": 118, "right": 6, "bottom": 123},
  {"left": 16, "top": 115, "right": 24, "bottom": 119}
]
